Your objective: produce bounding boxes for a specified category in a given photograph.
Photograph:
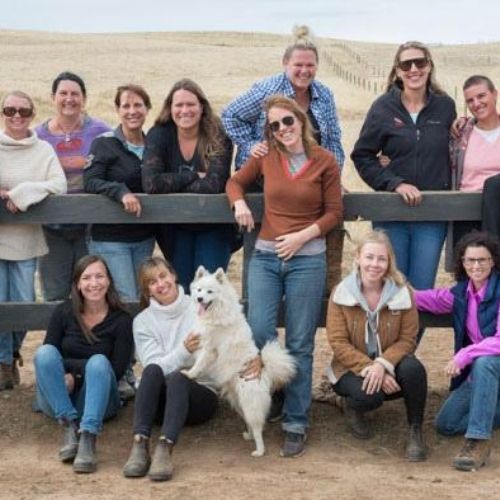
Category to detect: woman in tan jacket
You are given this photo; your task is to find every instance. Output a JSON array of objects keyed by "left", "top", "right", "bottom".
[{"left": 326, "top": 230, "right": 427, "bottom": 461}]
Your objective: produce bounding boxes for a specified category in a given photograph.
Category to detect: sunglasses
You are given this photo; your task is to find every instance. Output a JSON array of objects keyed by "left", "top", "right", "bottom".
[
  {"left": 269, "top": 115, "right": 295, "bottom": 133},
  {"left": 397, "top": 57, "right": 429, "bottom": 72},
  {"left": 2, "top": 106, "right": 34, "bottom": 118}
]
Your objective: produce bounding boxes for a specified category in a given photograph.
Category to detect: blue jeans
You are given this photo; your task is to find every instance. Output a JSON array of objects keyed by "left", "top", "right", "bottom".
[
  {"left": 39, "top": 226, "right": 88, "bottom": 301},
  {"left": 373, "top": 221, "right": 446, "bottom": 289},
  {"left": 0, "top": 258, "right": 36, "bottom": 364},
  {"left": 34, "top": 345, "right": 120, "bottom": 434},
  {"left": 171, "top": 226, "right": 232, "bottom": 292},
  {"left": 88, "top": 238, "right": 155, "bottom": 301},
  {"left": 435, "top": 356, "right": 500, "bottom": 440},
  {"left": 247, "top": 250, "right": 326, "bottom": 435}
]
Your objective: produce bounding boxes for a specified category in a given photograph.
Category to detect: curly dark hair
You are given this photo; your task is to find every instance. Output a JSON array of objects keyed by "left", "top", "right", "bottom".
[{"left": 453, "top": 231, "right": 500, "bottom": 281}]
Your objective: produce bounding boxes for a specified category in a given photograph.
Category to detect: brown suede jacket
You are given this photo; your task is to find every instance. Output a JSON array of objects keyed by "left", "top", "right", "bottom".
[{"left": 326, "top": 280, "right": 419, "bottom": 383}]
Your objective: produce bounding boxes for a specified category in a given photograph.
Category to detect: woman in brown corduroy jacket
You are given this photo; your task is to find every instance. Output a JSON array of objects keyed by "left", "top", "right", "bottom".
[{"left": 326, "top": 230, "right": 427, "bottom": 461}]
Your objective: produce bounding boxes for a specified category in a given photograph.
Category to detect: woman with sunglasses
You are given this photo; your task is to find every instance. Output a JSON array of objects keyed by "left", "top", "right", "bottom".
[
  {"left": 0, "top": 91, "right": 66, "bottom": 391},
  {"left": 141, "top": 78, "right": 233, "bottom": 292},
  {"left": 36, "top": 71, "right": 110, "bottom": 302},
  {"left": 352, "top": 41, "right": 456, "bottom": 292},
  {"left": 226, "top": 95, "right": 342, "bottom": 457},
  {"left": 414, "top": 231, "right": 500, "bottom": 471}
]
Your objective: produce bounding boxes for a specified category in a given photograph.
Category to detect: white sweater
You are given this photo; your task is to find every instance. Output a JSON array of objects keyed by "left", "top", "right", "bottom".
[
  {"left": 0, "top": 130, "right": 67, "bottom": 260},
  {"left": 133, "top": 288, "right": 198, "bottom": 377}
]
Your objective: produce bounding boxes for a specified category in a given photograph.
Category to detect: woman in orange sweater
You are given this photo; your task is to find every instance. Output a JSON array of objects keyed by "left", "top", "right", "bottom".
[{"left": 226, "top": 95, "right": 342, "bottom": 457}]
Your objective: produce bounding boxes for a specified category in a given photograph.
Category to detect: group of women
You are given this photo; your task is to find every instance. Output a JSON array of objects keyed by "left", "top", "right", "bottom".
[{"left": 1, "top": 26, "right": 500, "bottom": 478}]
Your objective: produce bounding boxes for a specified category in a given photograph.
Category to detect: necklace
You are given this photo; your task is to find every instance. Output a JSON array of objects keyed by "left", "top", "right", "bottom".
[{"left": 55, "top": 117, "right": 83, "bottom": 143}]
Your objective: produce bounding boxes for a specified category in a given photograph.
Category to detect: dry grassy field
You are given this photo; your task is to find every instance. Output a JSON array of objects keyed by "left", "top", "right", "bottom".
[{"left": 1, "top": 30, "right": 500, "bottom": 499}]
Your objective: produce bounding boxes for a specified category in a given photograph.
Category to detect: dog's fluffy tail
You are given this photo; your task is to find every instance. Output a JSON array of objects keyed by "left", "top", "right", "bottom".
[{"left": 261, "top": 341, "right": 296, "bottom": 391}]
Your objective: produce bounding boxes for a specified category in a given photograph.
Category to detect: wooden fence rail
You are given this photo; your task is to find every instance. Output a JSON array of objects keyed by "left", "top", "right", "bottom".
[{"left": 1, "top": 191, "right": 480, "bottom": 331}]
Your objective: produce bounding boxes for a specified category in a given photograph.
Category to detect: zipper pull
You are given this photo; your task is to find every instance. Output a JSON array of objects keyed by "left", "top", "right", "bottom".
[{"left": 416, "top": 129, "right": 420, "bottom": 141}]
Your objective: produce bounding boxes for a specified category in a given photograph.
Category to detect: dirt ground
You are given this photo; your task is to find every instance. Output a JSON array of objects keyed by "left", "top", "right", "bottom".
[{"left": 2, "top": 323, "right": 500, "bottom": 500}]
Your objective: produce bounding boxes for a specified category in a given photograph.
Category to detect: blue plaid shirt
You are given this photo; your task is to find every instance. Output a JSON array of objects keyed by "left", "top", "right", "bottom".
[{"left": 221, "top": 72, "right": 344, "bottom": 170}]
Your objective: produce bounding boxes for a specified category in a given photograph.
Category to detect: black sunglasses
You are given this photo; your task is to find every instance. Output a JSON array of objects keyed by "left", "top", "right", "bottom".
[
  {"left": 2, "top": 106, "right": 34, "bottom": 118},
  {"left": 397, "top": 57, "right": 429, "bottom": 72},
  {"left": 269, "top": 115, "right": 295, "bottom": 133}
]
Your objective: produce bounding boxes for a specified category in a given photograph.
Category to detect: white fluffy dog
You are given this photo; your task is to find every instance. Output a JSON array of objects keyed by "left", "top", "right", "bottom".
[{"left": 183, "top": 266, "right": 296, "bottom": 457}]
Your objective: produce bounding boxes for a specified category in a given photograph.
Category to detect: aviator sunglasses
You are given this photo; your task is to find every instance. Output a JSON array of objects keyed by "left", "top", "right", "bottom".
[
  {"left": 2, "top": 106, "right": 34, "bottom": 118},
  {"left": 269, "top": 115, "right": 295, "bottom": 133},
  {"left": 397, "top": 57, "right": 429, "bottom": 72}
]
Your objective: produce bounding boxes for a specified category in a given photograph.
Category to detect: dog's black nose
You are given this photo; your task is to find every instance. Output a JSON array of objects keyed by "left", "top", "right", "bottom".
[{"left": 197, "top": 297, "right": 203, "bottom": 303}]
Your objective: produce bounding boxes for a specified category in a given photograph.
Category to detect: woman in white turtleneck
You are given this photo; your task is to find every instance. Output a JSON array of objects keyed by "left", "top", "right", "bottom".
[
  {"left": 123, "top": 257, "right": 218, "bottom": 482},
  {"left": 0, "top": 90, "right": 66, "bottom": 391}
]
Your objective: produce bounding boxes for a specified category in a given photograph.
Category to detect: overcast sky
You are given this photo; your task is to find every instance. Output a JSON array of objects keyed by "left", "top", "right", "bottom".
[{"left": 2, "top": 0, "right": 498, "bottom": 44}]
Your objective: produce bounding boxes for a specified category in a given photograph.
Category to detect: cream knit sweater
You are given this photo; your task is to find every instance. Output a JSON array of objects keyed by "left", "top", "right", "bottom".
[{"left": 0, "top": 130, "right": 67, "bottom": 260}]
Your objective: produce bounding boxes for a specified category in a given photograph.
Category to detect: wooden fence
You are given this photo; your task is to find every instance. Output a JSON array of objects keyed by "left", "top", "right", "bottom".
[{"left": 0, "top": 191, "right": 482, "bottom": 331}]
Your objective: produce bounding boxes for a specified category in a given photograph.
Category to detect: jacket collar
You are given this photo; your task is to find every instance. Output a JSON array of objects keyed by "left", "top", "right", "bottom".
[{"left": 332, "top": 279, "right": 412, "bottom": 310}]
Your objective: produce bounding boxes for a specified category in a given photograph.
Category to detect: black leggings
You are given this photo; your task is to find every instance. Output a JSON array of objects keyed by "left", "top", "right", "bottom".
[
  {"left": 334, "top": 355, "right": 427, "bottom": 426},
  {"left": 133, "top": 364, "right": 218, "bottom": 443},
  {"left": 482, "top": 173, "right": 500, "bottom": 239}
]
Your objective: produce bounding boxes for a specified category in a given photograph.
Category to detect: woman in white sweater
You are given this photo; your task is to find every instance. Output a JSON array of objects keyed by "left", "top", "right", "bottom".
[
  {"left": 0, "top": 91, "right": 67, "bottom": 390},
  {"left": 123, "top": 257, "right": 218, "bottom": 482}
]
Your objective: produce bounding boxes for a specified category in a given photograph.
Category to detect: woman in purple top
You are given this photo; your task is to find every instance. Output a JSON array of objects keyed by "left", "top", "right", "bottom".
[
  {"left": 415, "top": 231, "right": 500, "bottom": 471},
  {"left": 36, "top": 71, "right": 110, "bottom": 301}
]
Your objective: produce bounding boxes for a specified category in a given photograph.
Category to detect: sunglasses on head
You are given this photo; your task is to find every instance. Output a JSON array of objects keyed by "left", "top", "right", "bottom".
[
  {"left": 397, "top": 57, "right": 429, "bottom": 72},
  {"left": 269, "top": 115, "right": 295, "bottom": 133},
  {"left": 2, "top": 106, "right": 34, "bottom": 118}
]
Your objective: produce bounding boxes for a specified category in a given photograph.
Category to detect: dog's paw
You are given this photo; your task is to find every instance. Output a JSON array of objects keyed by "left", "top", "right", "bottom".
[
  {"left": 242, "top": 431, "right": 253, "bottom": 441},
  {"left": 251, "top": 448, "right": 265, "bottom": 457},
  {"left": 181, "top": 369, "right": 194, "bottom": 379}
]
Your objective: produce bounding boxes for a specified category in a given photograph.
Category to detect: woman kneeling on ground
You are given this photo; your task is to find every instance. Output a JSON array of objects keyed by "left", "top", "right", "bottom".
[
  {"left": 122, "top": 257, "right": 219, "bottom": 481},
  {"left": 33, "top": 255, "right": 133, "bottom": 473},
  {"left": 326, "top": 230, "right": 427, "bottom": 461},
  {"left": 415, "top": 231, "right": 500, "bottom": 471}
]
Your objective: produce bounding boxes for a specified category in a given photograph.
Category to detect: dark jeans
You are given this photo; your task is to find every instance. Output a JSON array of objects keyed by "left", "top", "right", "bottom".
[
  {"left": 334, "top": 355, "right": 427, "bottom": 425},
  {"left": 133, "top": 365, "right": 218, "bottom": 443},
  {"left": 482, "top": 173, "right": 500, "bottom": 239}
]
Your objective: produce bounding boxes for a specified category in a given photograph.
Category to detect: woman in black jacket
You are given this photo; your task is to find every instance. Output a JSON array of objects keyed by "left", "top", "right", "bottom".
[
  {"left": 33, "top": 255, "right": 133, "bottom": 474},
  {"left": 84, "top": 84, "right": 155, "bottom": 301},
  {"left": 351, "top": 41, "right": 456, "bottom": 291}
]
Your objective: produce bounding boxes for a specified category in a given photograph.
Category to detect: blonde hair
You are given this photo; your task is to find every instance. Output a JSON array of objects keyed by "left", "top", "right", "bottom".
[
  {"left": 386, "top": 41, "right": 445, "bottom": 95},
  {"left": 137, "top": 257, "right": 178, "bottom": 310},
  {"left": 1, "top": 90, "right": 35, "bottom": 112},
  {"left": 282, "top": 25, "right": 318, "bottom": 64},
  {"left": 263, "top": 94, "right": 317, "bottom": 157},
  {"left": 354, "top": 230, "right": 406, "bottom": 286}
]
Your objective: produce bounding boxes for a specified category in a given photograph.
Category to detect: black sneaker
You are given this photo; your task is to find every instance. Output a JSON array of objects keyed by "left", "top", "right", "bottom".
[
  {"left": 280, "top": 432, "right": 306, "bottom": 458},
  {"left": 267, "top": 391, "right": 285, "bottom": 423}
]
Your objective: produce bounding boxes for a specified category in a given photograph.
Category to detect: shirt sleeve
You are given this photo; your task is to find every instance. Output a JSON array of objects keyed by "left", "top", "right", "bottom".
[
  {"left": 313, "top": 154, "right": 343, "bottom": 235},
  {"left": 414, "top": 288, "right": 454, "bottom": 314},
  {"left": 221, "top": 81, "right": 268, "bottom": 167},
  {"left": 182, "top": 133, "right": 233, "bottom": 194},
  {"left": 8, "top": 149, "right": 67, "bottom": 211},
  {"left": 454, "top": 303, "right": 500, "bottom": 369},
  {"left": 350, "top": 103, "right": 406, "bottom": 192},
  {"left": 84, "top": 137, "right": 130, "bottom": 202},
  {"left": 109, "top": 313, "right": 134, "bottom": 381},
  {"left": 323, "top": 87, "right": 345, "bottom": 168},
  {"left": 133, "top": 316, "right": 192, "bottom": 377},
  {"left": 225, "top": 156, "right": 263, "bottom": 206},
  {"left": 142, "top": 126, "right": 198, "bottom": 193}
]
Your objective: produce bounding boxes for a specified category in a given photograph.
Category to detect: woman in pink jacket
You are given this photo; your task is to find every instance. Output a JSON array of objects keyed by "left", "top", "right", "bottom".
[{"left": 415, "top": 231, "right": 500, "bottom": 472}]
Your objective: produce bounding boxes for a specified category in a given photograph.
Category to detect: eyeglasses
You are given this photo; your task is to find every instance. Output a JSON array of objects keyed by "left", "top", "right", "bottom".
[
  {"left": 397, "top": 57, "right": 429, "bottom": 72},
  {"left": 269, "top": 115, "right": 295, "bottom": 133},
  {"left": 2, "top": 106, "right": 34, "bottom": 118},
  {"left": 462, "top": 257, "right": 492, "bottom": 267}
]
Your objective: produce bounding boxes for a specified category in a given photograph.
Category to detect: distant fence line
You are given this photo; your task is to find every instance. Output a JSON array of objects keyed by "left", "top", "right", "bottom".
[{"left": 0, "top": 191, "right": 481, "bottom": 331}]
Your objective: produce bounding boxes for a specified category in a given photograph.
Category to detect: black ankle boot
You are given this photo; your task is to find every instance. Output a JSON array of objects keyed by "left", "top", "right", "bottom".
[
  {"left": 73, "top": 431, "right": 97, "bottom": 473},
  {"left": 405, "top": 423, "right": 427, "bottom": 462},
  {"left": 59, "top": 420, "right": 79, "bottom": 463}
]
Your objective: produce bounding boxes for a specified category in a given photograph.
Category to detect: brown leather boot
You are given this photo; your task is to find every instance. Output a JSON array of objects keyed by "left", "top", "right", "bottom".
[
  {"left": 73, "top": 431, "right": 97, "bottom": 473},
  {"left": 453, "top": 438, "right": 491, "bottom": 471},
  {"left": 344, "top": 405, "right": 372, "bottom": 440},
  {"left": 405, "top": 424, "right": 427, "bottom": 461},
  {"left": 148, "top": 438, "right": 174, "bottom": 482},
  {"left": 123, "top": 435, "right": 151, "bottom": 478},
  {"left": 0, "top": 363, "right": 14, "bottom": 391}
]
